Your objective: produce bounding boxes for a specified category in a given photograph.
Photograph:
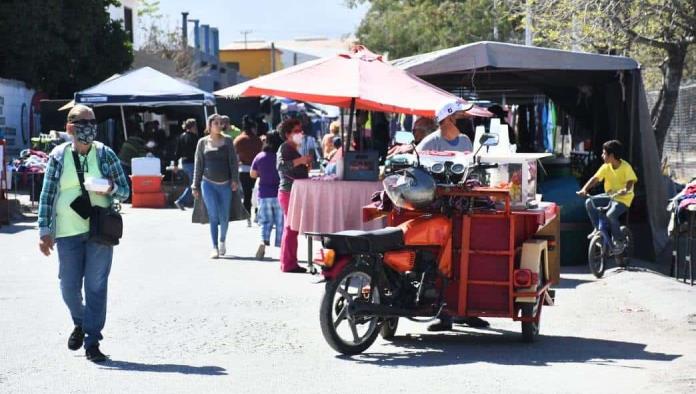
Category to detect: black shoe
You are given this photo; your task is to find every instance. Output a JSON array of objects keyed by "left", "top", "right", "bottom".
[
  {"left": 85, "top": 344, "right": 107, "bottom": 363},
  {"left": 427, "top": 319, "right": 453, "bottom": 332},
  {"left": 453, "top": 316, "right": 490, "bottom": 328},
  {"left": 286, "top": 266, "right": 307, "bottom": 273},
  {"left": 68, "top": 326, "right": 84, "bottom": 351}
]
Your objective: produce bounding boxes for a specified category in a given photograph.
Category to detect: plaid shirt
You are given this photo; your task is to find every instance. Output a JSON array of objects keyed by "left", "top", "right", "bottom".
[{"left": 38, "top": 142, "right": 130, "bottom": 238}]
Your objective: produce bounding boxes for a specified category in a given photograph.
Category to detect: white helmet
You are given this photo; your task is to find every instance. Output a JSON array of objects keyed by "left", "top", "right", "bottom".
[{"left": 383, "top": 167, "right": 437, "bottom": 210}]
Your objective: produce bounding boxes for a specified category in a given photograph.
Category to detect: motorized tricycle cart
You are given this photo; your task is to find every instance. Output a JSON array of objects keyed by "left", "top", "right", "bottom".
[{"left": 310, "top": 136, "right": 559, "bottom": 355}]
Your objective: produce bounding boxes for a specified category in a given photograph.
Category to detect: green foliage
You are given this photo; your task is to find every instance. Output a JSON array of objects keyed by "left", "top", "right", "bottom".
[
  {"left": 523, "top": 0, "right": 696, "bottom": 88},
  {"left": 348, "top": 0, "right": 523, "bottom": 59},
  {"left": 0, "top": 0, "right": 133, "bottom": 97}
]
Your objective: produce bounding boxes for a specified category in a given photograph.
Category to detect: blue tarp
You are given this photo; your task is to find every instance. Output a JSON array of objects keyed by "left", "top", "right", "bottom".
[{"left": 74, "top": 67, "right": 215, "bottom": 107}]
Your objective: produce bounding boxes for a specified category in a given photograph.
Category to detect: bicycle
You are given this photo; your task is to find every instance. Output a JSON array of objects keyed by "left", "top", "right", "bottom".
[{"left": 581, "top": 193, "right": 633, "bottom": 278}]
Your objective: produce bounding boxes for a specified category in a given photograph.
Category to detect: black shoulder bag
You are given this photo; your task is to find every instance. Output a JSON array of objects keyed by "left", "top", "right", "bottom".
[{"left": 71, "top": 150, "right": 123, "bottom": 246}]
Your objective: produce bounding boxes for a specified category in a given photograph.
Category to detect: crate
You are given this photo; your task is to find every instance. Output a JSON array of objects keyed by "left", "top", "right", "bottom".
[
  {"left": 131, "top": 192, "right": 166, "bottom": 208},
  {"left": 131, "top": 176, "right": 163, "bottom": 193}
]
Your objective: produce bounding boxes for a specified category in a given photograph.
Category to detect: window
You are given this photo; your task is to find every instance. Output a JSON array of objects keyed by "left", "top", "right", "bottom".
[{"left": 124, "top": 7, "right": 133, "bottom": 43}]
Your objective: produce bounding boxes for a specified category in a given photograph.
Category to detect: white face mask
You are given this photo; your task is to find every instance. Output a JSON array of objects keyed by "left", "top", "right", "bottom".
[{"left": 292, "top": 133, "right": 303, "bottom": 145}]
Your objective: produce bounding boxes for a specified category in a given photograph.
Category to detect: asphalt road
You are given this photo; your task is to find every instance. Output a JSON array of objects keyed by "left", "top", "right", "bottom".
[{"left": 1, "top": 205, "right": 695, "bottom": 393}]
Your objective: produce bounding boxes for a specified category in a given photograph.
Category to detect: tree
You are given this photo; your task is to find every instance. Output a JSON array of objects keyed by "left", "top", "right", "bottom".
[
  {"left": 347, "top": 0, "right": 523, "bottom": 59},
  {"left": 0, "top": 0, "right": 133, "bottom": 98},
  {"left": 137, "top": 0, "right": 202, "bottom": 82},
  {"left": 508, "top": 0, "right": 695, "bottom": 158}
]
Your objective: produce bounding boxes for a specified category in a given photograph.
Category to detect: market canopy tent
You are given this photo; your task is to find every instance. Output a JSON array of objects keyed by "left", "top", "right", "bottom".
[
  {"left": 215, "top": 46, "right": 489, "bottom": 118},
  {"left": 74, "top": 66, "right": 215, "bottom": 107},
  {"left": 70, "top": 67, "right": 215, "bottom": 139},
  {"left": 394, "top": 41, "right": 667, "bottom": 260}
]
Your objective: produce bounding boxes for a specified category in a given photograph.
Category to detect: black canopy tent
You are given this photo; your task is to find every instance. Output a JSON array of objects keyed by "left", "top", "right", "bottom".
[{"left": 394, "top": 41, "right": 668, "bottom": 261}]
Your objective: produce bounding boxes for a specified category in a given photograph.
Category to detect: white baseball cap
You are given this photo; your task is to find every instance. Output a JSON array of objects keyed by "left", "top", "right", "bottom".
[{"left": 436, "top": 100, "right": 474, "bottom": 123}]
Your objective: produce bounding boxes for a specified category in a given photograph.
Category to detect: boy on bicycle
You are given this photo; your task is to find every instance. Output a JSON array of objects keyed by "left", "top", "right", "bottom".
[{"left": 577, "top": 140, "right": 637, "bottom": 253}]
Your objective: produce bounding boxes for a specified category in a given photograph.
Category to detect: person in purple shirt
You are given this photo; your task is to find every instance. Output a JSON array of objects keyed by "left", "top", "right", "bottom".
[{"left": 250, "top": 143, "right": 284, "bottom": 259}]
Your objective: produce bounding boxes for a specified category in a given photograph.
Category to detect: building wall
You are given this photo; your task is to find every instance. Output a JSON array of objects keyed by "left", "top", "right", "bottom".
[
  {"left": 280, "top": 50, "right": 318, "bottom": 68},
  {"left": 108, "top": 0, "right": 140, "bottom": 48},
  {"left": 219, "top": 49, "right": 283, "bottom": 79}
]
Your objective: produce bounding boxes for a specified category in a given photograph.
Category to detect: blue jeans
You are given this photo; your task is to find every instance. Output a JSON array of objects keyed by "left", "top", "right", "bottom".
[
  {"left": 585, "top": 195, "right": 628, "bottom": 242},
  {"left": 175, "top": 163, "right": 195, "bottom": 207},
  {"left": 257, "top": 197, "right": 283, "bottom": 247},
  {"left": 56, "top": 233, "right": 113, "bottom": 348},
  {"left": 201, "top": 179, "right": 231, "bottom": 248}
]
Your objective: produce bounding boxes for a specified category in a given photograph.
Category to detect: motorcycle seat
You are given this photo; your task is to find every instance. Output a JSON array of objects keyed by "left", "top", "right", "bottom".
[{"left": 321, "top": 227, "right": 405, "bottom": 254}]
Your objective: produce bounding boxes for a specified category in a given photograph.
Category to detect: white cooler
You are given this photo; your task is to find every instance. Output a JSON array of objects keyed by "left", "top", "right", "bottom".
[{"left": 131, "top": 157, "right": 161, "bottom": 176}]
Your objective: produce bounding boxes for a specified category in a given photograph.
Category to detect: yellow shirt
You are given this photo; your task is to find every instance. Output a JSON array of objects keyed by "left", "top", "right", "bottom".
[
  {"left": 594, "top": 159, "right": 638, "bottom": 207},
  {"left": 55, "top": 146, "right": 110, "bottom": 238}
]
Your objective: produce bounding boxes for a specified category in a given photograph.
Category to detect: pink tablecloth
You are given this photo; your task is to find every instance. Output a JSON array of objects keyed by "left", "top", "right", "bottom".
[{"left": 287, "top": 179, "right": 384, "bottom": 234}]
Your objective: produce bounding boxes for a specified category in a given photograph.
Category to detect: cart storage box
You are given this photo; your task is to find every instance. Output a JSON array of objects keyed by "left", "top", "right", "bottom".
[
  {"left": 131, "top": 192, "right": 166, "bottom": 208},
  {"left": 130, "top": 175, "right": 163, "bottom": 193},
  {"left": 131, "top": 157, "right": 161, "bottom": 176}
]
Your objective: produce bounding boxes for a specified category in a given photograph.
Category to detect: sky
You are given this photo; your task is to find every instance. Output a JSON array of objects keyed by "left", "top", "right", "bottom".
[{"left": 151, "top": 0, "right": 370, "bottom": 45}]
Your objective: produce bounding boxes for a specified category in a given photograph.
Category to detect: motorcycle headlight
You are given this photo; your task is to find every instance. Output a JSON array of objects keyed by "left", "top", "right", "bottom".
[
  {"left": 430, "top": 162, "right": 445, "bottom": 174},
  {"left": 451, "top": 163, "right": 466, "bottom": 175}
]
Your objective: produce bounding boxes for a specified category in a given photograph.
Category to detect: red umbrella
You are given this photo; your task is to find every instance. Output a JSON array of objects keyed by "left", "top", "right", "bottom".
[{"left": 215, "top": 46, "right": 490, "bottom": 118}]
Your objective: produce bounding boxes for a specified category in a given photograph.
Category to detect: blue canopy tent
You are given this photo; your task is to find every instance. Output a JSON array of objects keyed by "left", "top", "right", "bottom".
[{"left": 72, "top": 67, "right": 215, "bottom": 139}]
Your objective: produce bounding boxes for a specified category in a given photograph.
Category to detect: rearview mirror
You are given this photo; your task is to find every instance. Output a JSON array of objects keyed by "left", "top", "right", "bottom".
[
  {"left": 480, "top": 133, "right": 499, "bottom": 147},
  {"left": 394, "top": 131, "right": 415, "bottom": 145}
]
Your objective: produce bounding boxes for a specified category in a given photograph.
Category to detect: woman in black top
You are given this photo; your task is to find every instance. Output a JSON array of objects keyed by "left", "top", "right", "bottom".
[
  {"left": 174, "top": 118, "right": 199, "bottom": 209},
  {"left": 276, "top": 119, "right": 312, "bottom": 273}
]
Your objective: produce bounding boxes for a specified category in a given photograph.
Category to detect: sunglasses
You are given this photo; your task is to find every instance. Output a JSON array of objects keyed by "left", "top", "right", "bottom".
[{"left": 70, "top": 119, "right": 97, "bottom": 126}]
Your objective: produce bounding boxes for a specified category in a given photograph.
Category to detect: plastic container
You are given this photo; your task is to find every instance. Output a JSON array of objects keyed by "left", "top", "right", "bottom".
[
  {"left": 130, "top": 175, "right": 163, "bottom": 193},
  {"left": 131, "top": 192, "right": 166, "bottom": 208},
  {"left": 84, "top": 177, "right": 111, "bottom": 193},
  {"left": 131, "top": 157, "right": 161, "bottom": 176}
]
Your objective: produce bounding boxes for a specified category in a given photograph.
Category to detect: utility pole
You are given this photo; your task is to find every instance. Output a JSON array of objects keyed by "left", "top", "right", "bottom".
[
  {"left": 181, "top": 12, "right": 189, "bottom": 49},
  {"left": 271, "top": 42, "right": 276, "bottom": 72},
  {"left": 240, "top": 30, "right": 252, "bottom": 49}
]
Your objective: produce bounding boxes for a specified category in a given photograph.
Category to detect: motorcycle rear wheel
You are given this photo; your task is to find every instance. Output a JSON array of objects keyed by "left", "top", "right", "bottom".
[
  {"left": 320, "top": 265, "right": 381, "bottom": 355},
  {"left": 588, "top": 235, "right": 606, "bottom": 278}
]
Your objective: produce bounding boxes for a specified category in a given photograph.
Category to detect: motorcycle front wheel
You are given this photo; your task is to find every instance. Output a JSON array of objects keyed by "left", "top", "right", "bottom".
[
  {"left": 588, "top": 235, "right": 606, "bottom": 278},
  {"left": 320, "top": 265, "right": 382, "bottom": 355}
]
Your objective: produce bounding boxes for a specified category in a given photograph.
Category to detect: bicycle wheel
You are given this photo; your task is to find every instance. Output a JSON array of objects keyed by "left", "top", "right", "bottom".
[{"left": 588, "top": 234, "right": 606, "bottom": 278}]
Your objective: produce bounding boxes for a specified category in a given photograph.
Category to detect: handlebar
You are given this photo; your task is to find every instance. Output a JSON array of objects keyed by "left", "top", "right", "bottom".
[{"left": 475, "top": 163, "right": 499, "bottom": 171}]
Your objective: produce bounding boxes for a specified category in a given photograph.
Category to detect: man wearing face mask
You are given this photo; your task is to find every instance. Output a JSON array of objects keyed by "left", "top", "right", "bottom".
[
  {"left": 416, "top": 101, "right": 474, "bottom": 153},
  {"left": 415, "top": 100, "right": 490, "bottom": 331},
  {"left": 37, "top": 104, "right": 130, "bottom": 363}
]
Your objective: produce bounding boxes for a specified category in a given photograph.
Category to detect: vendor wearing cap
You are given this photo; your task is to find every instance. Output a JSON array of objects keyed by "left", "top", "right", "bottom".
[
  {"left": 416, "top": 100, "right": 474, "bottom": 152},
  {"left": 415, "top": 100, "right": 489, "bottom": 332}
]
